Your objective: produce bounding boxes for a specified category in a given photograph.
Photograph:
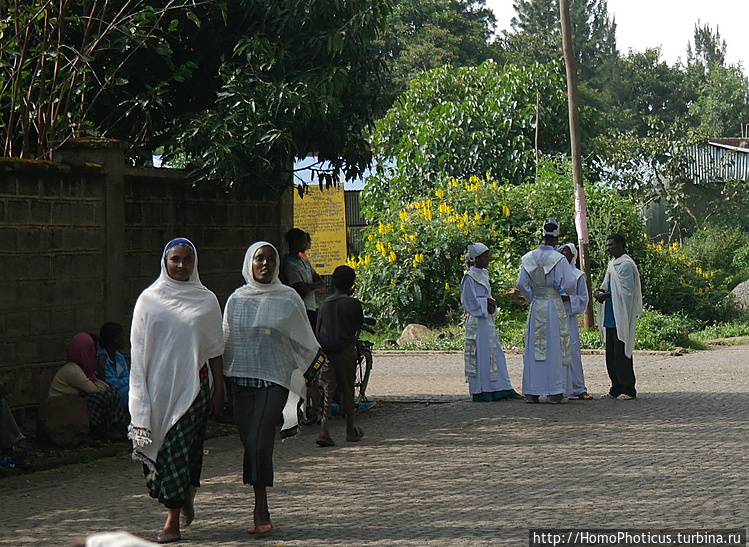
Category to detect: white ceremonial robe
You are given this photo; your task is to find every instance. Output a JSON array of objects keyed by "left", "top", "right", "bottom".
[
  {"left": 460, "top": 267, "right": 514, "bottom": 395},
  {"left": 517, "top": 246, "right": 578, "bottom": 397},
  {"left": 563, "top": 268, "right": 589, "bottom": 397}
]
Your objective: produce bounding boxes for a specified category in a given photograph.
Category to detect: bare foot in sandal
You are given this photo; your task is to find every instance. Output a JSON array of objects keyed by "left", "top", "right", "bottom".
[
  {"left": 179, "top": 485, "right": 197, "bottom": 528},
  {"left": 346, "top": 426, "right": 364, "bottom": 442}
]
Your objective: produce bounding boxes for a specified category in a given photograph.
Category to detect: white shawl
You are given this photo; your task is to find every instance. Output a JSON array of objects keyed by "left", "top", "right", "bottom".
[
  {"left": 128, "top": 239, "right": 224, "bottom": 469},
  {"left": 598, "top": 253, "right": 643, "bottom": 358},
  {"left": 223, "top": 242, "right": 322, "bottom": 431}
]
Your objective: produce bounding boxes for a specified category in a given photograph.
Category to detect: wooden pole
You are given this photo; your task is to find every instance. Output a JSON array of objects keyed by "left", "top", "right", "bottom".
[{"left": 559, "top": 0, "right": 594, "bottom": 328}]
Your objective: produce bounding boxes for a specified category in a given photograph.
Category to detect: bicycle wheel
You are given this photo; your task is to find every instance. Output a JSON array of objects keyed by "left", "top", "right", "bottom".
[{"left": 355, "top": 348, "right": 373, "bottom": 404}]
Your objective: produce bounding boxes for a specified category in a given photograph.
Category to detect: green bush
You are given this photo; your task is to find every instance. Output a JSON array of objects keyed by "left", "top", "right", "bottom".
[
  {"left": 679, "top": 224, "right": 749, "bottom": 288},
  {"left": 639, "top": 239, "right": 738, "bottom": 323},
  {"left": 634, "top": 309, "right": 698, "bottom": 351}
]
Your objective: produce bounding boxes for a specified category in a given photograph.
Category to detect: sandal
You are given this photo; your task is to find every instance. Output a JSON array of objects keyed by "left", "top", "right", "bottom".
[
  {"left": 346, "top": 427, "right": 364, "bottom": 442},
  {"left": 156, "top": 532, "right": 181, "bottom": 544},
  {"left": 577, "top": 393, "right": 594, "bottom": 400},
  {"left": 315, "top": 436, "right": 335, "bottom": 447}
]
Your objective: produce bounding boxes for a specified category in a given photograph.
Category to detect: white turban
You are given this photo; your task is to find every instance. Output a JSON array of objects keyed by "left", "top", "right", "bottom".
[
  {"left": 465, "top": 242, "right": 489, "bottom": 261},
  {"left": 542, "top": 218, "right": 560, "bottom": 237}
]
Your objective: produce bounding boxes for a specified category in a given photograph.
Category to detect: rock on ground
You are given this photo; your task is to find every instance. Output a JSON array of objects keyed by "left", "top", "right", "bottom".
[
  {"left": 397, "top": 324, "right": 433, "bottom": 345},
  {"left": 731, "top": 279, "right": 749, "bottom": 309}
]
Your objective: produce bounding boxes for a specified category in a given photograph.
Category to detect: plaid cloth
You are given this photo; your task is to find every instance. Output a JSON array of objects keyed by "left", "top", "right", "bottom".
[
  {"left": 84, "top": 388, "right": 126, "bottom": 432},
  {"left": 231, "top": 376, "right": 277, "bottom": 389},
  {"left": 144, "top": 366, "right": 210, "bottom": 509}
]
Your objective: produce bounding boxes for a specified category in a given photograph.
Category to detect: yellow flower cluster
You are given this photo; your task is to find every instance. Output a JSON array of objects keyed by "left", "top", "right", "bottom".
[
  {"left": 376, "top": 240, "right": 393, "bottom": 256},
  {"left": 377, "top": 222, "right": 393, "bottom": 235},
  {"left": 406, "top": 199, "right": 434, "bottom": 221},
  {"left": 346, "top": 254, "right": 372, "bottom": 269},
  {"left": 412, "top": 253, "right": 425, "bottom": 267}
]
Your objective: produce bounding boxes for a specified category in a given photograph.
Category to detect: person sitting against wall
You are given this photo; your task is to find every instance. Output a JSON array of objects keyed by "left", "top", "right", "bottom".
[
  {"left": 48, "top": 332, "right": 127, "bottom": 439},
  {"left": 97, "top": 322, "right": 130, "bottom": 410}
]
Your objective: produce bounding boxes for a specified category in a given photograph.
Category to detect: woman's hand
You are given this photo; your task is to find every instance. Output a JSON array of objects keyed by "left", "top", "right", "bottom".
[
  {"left": 487, "top": 297, "right": 497, "bottom": 315},
  {"left": 208, "top": 355, "right": 225, "bottom": 417},
  {"left": 210, "top": 387, "right": 224, "bottom": 418}
]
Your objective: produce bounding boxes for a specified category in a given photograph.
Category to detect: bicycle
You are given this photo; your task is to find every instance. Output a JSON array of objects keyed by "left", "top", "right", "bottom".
[
  {"left": 353, "top": 315, "right": 376, "bottom": 404},
  {"left": 298, "top": 315, "right": 376, "bottom": 425}
]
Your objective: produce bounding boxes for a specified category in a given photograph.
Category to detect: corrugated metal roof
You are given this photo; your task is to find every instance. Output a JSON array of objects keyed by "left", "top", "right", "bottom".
[{"left": 687, "top": 143, "right": 749, "bottom": 183}]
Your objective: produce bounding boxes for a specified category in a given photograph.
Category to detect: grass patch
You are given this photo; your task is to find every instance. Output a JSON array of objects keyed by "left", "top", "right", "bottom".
[{"left": 368, "top": 308, "right": 749, "bottom": 352}]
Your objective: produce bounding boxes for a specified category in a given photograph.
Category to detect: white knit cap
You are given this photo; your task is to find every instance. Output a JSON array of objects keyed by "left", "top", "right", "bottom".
[{"left": 465, "top": 242, "right": 489, "bottom": 261}]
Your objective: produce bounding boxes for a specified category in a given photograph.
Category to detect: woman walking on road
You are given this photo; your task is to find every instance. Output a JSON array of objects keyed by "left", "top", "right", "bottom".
[
  {"left": 223, "top": 241, "right": 323, "bottom": 536},
  {"left": 128, "top": 238, "right": 225, "bottom": 544},
  {"left": 460, "top": 243, "right": 523, "bottom": 402}
]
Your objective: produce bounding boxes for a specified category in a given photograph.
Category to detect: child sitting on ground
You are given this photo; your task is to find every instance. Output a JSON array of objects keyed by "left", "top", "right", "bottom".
[
  {"left": 97, "top": 322, "right": 130, "bottom": 410},
  {"left": 315, "top": 265, "right": 365, "bottom": 446}
]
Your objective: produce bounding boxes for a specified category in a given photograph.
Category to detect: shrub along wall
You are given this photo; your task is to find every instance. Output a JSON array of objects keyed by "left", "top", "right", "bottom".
[{"left": 0, "top": 139, "right": 292, "bottom": 428}]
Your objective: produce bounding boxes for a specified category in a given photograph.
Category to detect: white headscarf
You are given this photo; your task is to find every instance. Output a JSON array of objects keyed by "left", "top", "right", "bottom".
[
  {"left": 223, "top": 242, "right": 322, "bottom": 430},
  {"left": 562, "top": 242, "right": 578, "bottom": 265},
  {"left": 128, "top": 238, "right": 224, "bottom": 469},
  {"left": 465, "top": 242, "right": 489, "bottom": 262}
]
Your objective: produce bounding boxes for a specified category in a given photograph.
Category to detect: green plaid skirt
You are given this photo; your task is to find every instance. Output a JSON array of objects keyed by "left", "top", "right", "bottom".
[{"left": 144, "top": 368, "right": 210, "bottom": 509}]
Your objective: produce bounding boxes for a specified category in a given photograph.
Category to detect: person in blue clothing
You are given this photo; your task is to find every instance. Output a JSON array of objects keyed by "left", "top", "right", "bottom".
[{"left": 97, "top": 322, "right": 130, "bottom": 409}]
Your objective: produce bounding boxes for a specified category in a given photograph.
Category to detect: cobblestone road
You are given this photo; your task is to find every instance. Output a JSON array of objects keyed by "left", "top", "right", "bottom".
[{"left": 1, "top": 346, "right": 748, "bottom": 546}]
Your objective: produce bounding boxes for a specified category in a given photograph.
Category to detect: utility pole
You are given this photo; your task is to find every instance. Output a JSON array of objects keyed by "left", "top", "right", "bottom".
[{"left": 559, "top": 0, "right": 594, "bottom": 328}]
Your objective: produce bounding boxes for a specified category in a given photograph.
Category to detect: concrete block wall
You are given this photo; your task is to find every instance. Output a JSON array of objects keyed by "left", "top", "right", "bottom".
[
  {"left": 0, "top": 160, "right": 107, "bottom": 424},
  {"left": 0, "top": 141, "right": 291, "bottom": 429},
  {"left": 122, "top": 172, "right": 289, "bottom": 329}
]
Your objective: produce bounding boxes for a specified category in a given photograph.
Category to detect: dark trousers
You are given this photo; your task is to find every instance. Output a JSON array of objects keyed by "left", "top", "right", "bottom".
[
  {"left": 232, "top": 383, "right": 289, "bottom": 487},
  {"left": 605, "top": 327, "right": 636, "bottom": 397}
]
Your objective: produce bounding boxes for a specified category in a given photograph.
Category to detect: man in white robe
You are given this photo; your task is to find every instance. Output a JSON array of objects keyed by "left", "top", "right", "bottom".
[
  {"left": 593, "top": 233, "right": 643, "bottom": 400},
  {"left": 516, "top": 220, "right": 579, "bottom": 404},
  {"left": 559, "top": 243, "right": 593, "bottom": 400}
]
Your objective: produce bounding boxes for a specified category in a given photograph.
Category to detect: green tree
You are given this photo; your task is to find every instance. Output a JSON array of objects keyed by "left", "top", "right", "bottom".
[
  {"left": 374, "top": 0, "right": 496, "bottom": 105},
  {"left": 0, "top": 0, "right": 206, "bottom": 160},
  {"left": 1, "top": 1, "right": 392, "bottom": 191},
  {"left": 362, "top": 61, "right": 598, "bottom": 220},
  {"left": 687, "top": 21, "right": 727, "bottom": 72},
  {"left": 172, "top": 0, "right": 391, "bottom": 191},
  {"left": 504, "top": 0, "right": 617, "bottom": 83},
  {"left": 689, "top": 64, "right": 749, "bottom": 136},
  {"left": 683, "top": 23, "right": 749, "bottom": 137},
  {"left": 605, "top": 48, "right": 694, "bottom": 136}
]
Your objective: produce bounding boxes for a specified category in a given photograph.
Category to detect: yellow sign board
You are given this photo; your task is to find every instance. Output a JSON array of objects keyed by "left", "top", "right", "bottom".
[{"left": 293, "top": 185, "right": 347, "bottom": 276}]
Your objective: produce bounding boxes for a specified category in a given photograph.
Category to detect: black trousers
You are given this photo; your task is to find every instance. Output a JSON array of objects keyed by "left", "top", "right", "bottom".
[
  {"left": 232, "top": 383, "right": 289, "bottom": 486},
  {"left": 605, "top": 327, "right": 637, "bottom": 397}
]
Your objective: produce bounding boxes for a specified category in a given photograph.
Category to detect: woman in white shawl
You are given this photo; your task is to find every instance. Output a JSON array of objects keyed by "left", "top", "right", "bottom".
[
  {"left": 128, "top": 238, "right": 224, "bottom": 544},
  {"left": 460, "top": 243, "right": 522, "bottom": 402},
  {"left": 223, "top": 241, "right": 323, "bottom": 536}
]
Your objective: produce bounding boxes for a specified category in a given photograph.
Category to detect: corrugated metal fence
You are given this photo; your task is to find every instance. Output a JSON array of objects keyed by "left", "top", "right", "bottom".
[{"left": 345, "top": 190, "right": 366, "bottom": 257}]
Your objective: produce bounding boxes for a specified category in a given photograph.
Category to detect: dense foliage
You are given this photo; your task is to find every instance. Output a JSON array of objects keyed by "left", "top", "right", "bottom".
[
  {"left": 374, "top": 0, "right": 496, "bottom": 106},
  {"left": 0, "top": 0, "right": 391, "bottom": 190},
  {"left": 363, "top": 61, "right": 602, "bottom": 219}
]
